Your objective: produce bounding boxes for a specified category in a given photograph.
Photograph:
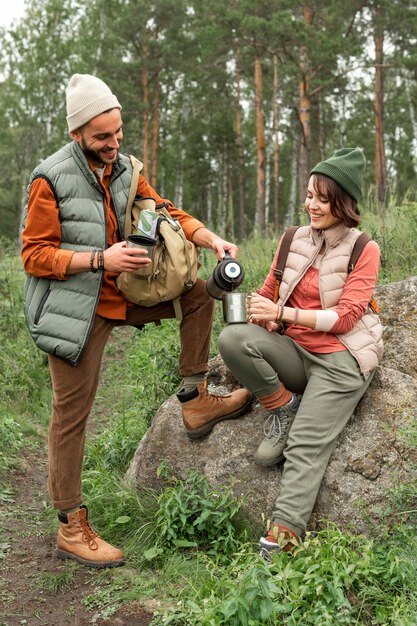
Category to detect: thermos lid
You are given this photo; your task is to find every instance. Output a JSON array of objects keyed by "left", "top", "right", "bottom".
[{"left": 224, "top": 262, "right": 242, "bottom": 279}]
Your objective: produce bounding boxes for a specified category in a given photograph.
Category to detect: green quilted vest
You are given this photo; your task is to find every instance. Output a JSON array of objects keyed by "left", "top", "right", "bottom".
[{"left": 22, "top": 141, "right": 132, "bottom": 365}]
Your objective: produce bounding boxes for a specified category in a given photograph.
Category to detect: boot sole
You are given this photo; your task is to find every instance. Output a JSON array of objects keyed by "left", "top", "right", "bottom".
[
  {"left": 185, "top": 396, "right": 252, "bottom": 440},
  {"left": 57, "top": 548, "right": 125, "bottom": 569}
]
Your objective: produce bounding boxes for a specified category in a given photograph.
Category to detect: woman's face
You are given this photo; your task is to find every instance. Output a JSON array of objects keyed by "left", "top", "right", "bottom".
[{"left": 305, "top": 176, "right": 342, "bottom": 230}]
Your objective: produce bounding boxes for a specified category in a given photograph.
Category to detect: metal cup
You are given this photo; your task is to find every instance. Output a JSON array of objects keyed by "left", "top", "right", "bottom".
[
  {"left": 127, "top": 234, "right": 157, "bottom": 259},
  {"left": 222, "top": 292, "right": 248, "bottom": 324}
]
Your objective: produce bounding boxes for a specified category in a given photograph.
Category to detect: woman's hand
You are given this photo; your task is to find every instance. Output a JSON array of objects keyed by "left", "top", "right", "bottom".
[
  {"left": 249, "top": 292, "right": 278, "bottom": 323},
  {"left": 249, "top": 317, "right": 279, "bottom": 333}
]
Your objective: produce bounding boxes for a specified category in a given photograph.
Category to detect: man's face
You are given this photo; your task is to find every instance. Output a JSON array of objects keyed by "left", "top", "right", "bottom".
[{"left": 71, "top": 108, "right": 123, "bottom": 167}]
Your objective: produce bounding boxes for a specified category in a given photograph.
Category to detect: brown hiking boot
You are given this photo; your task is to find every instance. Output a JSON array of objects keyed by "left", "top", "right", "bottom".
[
  {"left": 259, "top": 524, "right": 300, "bottom": 562},
  {"left": 177, "top": 381, "right": 252, "bottom": 439},
  {"left": 56, "top": 505, "right": 124, "bottom": 568}
]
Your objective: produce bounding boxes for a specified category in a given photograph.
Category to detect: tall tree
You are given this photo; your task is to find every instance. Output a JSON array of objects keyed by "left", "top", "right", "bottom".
[
  {"left": 254, "top": 52, "right": 266, "bottom": 235},
  {"left": 373, "top": 1, "right": 388, "bottom": 205}
]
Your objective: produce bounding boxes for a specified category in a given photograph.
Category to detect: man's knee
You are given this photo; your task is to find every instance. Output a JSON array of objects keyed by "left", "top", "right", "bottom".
[{"left": 181, "top": 279, "right": 215, "bottom": 314}]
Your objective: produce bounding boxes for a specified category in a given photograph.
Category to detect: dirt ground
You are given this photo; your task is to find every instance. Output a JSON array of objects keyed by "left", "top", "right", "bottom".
[{"left": 0, "top": 445, "right": 154, "bottom": 626}]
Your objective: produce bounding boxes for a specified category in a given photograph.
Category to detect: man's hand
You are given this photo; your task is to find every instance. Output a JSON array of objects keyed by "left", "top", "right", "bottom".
[
  {"left": 67, "top": 241, "right": 152, "bottom": 275},
  {"left": 191, "top": 227, "right": 238, "bottom": 260},
  {"left": 103, "top": 241, "right": 152, "bottom": 272}
]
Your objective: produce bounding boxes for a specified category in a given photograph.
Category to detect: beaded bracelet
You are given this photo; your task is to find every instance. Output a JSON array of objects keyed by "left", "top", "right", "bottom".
[
  {"left": 275, "top": 304, "right": 285, "bottom": 324},
  {"left": 97, "top": 249, "right": 105, "bottom": 271},
  {"left": 90, "top": 250, "right": 98, "bottom": 273}
]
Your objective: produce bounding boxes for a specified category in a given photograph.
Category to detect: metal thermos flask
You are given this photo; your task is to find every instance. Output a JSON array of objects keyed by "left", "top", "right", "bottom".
[{"left": 206, "top": 252, "right": 245, "bottom": 300}]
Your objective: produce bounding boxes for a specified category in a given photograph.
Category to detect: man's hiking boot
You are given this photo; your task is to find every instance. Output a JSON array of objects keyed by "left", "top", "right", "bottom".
[
  {"left": 57, "top": 505, "right": 124, "bottom": 568},
  {"left": 259, "top": 524, "right": 300, "bottom": 563},
  {"left": 177, "top": 380, "right": 252, "bottom": 439},
  {"left": 255, "top": 394, "right": 301, "bottom": 466}
]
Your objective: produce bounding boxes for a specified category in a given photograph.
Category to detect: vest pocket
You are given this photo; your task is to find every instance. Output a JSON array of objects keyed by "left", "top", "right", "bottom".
[{"left": 34, "top": 285, "right": 51, "bottom": 324}]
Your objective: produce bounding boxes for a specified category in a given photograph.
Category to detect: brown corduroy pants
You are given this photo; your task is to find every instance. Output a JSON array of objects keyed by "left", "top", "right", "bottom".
[{"left": 47, "top": 279, "right": 214, "bottom": 510}]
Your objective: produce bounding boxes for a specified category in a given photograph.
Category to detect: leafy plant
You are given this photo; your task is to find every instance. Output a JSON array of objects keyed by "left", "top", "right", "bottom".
[
  {"left": 151, "top": 462, "right": 247, "bottom": 559},
  {"left": 156, "top": 524, "right": 417, "bottom": 626}
]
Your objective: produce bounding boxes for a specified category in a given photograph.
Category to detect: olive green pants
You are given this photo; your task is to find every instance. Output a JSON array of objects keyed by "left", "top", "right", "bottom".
[{"left": 218, "top": 323, "right": 374, "bottom": 537}]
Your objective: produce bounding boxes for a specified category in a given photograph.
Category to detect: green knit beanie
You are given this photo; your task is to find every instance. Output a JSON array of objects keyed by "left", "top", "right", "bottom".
[{"left": 310, "top": 147, "right": 366, "bottom": 202}]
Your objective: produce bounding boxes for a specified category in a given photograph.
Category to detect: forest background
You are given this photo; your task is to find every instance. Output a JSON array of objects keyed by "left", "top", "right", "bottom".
[
  {"left": 1, "top": 0, "right": 417, "bottom": 242},
  {"left": 1, "top": 1, "right": 417, "bottom": 624}
]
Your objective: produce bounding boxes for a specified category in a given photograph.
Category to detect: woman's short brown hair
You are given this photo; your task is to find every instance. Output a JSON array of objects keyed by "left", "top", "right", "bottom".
[{"left": 311, "top": 173, "right": 361, "bottom": 228}]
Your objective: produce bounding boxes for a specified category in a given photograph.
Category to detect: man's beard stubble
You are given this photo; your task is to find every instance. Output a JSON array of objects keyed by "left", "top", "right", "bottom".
[{"left": 79, "top": 137, "right": 118, "bottom": 166}]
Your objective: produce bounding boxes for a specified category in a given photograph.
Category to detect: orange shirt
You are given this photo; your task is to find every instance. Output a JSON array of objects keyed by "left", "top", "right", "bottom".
[{"left": 21, "top": 158, "right": 205, "bottom": 319}]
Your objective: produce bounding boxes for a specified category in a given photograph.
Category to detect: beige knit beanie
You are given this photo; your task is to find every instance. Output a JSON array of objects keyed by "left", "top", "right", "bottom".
[{"left": 66, "top": 74, "right": 121, "bottom": 132}]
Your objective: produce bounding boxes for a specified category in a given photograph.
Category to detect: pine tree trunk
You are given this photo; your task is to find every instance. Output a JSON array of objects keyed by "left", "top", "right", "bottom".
[
  {"left": 255, "top": 54, "right": 266, "bottom": 235},
  {"left": 226, "top": 148, "right": 234, "bottom": 240},
  {"left": 285, "top": 133, "right": 300, "bottom": 229},
  {"left": 174, "top": 88, "right": 186, "bottom": 209},
  {"left": 404, "top": 75, "right": 417, "bottom": 147},
  {"left": 298, "top": 5, "right": 313, "bottom": 202},
  {"left": 142, "top": 34, "right": 150, "bottom": 180},
  {"left": 374, "top": 5, "right": 387, "bottom": 205},
  {"left": 151, "top": 71, "right": 160, "bottom": 188},
  {"left": 235, "top": 44, "right": 245, "bottom": 241},
  {"left": 272, "top": 53, "right": 280, "bottom": 235}
]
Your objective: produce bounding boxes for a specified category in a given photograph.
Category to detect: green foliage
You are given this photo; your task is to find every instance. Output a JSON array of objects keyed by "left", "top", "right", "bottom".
[
  {"left": 1, "top": 227, "right": 417, "bottom": 624},
  {"left": 0, "top": 416, "right": 24, "bottom": 477},
  {"left": 1, "top": 0, "right": 417, "bottom": 239},
  {"left": 36, "top": 567, "right": 77, "bottom": 595},
  {"left": 151, "top": 462, "right": 247, "bottom": 559},
  {"left": 0, "top": 241, "right": 51, "bottom": 417},
  {"left": 0, "top": 241, "right": 49, "bottom": 482},
  {"left": 156, "top": 525, "right": 417, "bottom": 626},
  {"left": 361, "top": 202, "right": 417, "bottom": 283}
]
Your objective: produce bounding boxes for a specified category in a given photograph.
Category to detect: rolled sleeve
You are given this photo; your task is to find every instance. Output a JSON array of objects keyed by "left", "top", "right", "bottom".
[{"left": 21, "top": 177, "right": 74, "bottom": 279}]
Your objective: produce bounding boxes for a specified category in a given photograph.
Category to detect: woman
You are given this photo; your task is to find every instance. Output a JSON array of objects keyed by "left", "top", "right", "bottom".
[{"left": 218, "top": 148, "right": 383, "bottom": 559}]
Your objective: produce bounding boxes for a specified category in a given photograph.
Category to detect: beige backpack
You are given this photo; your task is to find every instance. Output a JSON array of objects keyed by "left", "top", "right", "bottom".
[{"left": 116, "top": 156, "right": 199, "bottom": 320}]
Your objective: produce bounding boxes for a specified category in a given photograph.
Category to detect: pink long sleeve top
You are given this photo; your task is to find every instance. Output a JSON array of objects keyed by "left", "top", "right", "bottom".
[{"left": 257, "top": 239, "right": 381, "bottom": 354}]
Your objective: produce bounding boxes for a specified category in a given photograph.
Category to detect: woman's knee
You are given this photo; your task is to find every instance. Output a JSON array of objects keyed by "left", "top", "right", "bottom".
[{"left": 218, "top": 323, "right": 249, "bottom": 360}]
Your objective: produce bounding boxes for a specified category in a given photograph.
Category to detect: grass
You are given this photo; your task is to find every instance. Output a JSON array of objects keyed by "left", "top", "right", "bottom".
[{"left": 1, "top": 203, "right": 417, "bottom": 624}]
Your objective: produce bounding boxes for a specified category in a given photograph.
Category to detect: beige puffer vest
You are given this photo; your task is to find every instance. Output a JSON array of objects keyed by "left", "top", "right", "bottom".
[{"left": 279, "top": 224, "right": 383, "bottom": 379}]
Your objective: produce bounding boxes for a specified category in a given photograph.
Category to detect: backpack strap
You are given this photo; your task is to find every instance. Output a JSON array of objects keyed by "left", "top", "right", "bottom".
[
  {"left": 348, "top": 232, "right": 371, "bottom": 273},
  {"left": 273, "top": 226, "right": 300, "bottom": 303},
  {"left": 348, "top": 232, "right": 380, "bottom": 314},
  {"left": 123, "top": 155, "right": 143, "bottom": 240}
]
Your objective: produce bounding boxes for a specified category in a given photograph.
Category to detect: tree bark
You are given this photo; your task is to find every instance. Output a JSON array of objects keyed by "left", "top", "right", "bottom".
[
  {"left": 272, "top": 53, "right": 280, "bottom": 235},
  {"left": 151, "top": 70, "right": 160, "bottom": 188},
  {"left": 298, "top": 5, "right": 313, "bottom": 202},
  {"left": 255, "top": 53, "right": 266, "bottom": 236},
  {"left": 285, "top": 132, "right": 300, "bottom": 229},
  {"left": 373, "top": 4, "right": 387, "bottom": 205},
  {"left": 142, "top": 33, "right": 150, "bottom": 180},
  {"left": 235, "top": 44, "right": 245, "bottom": 241}
]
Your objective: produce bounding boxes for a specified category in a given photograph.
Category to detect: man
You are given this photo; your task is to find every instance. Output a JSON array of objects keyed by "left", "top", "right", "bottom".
[{"left": 21, "top": 74, "right": 251, "bottom": 569}]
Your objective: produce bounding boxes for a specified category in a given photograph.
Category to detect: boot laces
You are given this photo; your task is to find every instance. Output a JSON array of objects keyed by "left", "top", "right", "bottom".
[
  {"left": 199, "top": 379, "right": 228, "bottom": 403},
  {"left": 78, "top": 517, "right": 99, "bottom": 550},
  {"left": 263, "top": 412, "right": 290, "bottom": 442},
  {"left": 263, "top": 396, "right": 300, "bottom": 444}
]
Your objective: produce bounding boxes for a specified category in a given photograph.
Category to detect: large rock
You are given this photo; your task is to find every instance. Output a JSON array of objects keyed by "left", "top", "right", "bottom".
[{"left": 126, "top": 277, "right": 417, "bottom": 534}]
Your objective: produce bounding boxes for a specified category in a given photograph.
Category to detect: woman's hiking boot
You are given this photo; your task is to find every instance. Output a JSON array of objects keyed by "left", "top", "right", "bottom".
[
  {"left": 259, "top": 524, "right": 300, "bottom": 562},
  {"left": 57, "top": 505, "right": 124, "bottom": 568},
  {"left": 177, "top": 381, "right": 252, "bottom": 439},
  {"left": 255, "top": 394, "right": 301, "bottom": 466}
]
